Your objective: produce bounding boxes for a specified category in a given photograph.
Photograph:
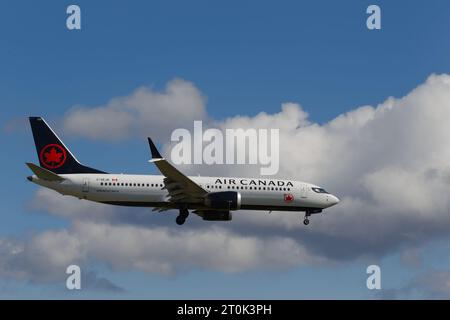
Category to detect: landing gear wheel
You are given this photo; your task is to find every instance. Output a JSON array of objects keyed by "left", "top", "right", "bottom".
[
  {"left": 176, "top": 208, "right": 189, "bottom": 225},
  {"left": 180, "top": 208, "right": 189, "bottom": 218},
  {"left": 176, "top": 216, "right": 186, "bottom": 225},
  {"left": 303, "top": 211, "right": 311, "bottom": 226}
]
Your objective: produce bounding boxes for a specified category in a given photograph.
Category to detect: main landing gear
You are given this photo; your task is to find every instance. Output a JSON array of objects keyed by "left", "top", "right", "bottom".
[
  {"left": 176, "top": 208, "right": 189, "bottom": 225},
  {"left": 303, "top": 212, "right": 311, "bottom": 226}
]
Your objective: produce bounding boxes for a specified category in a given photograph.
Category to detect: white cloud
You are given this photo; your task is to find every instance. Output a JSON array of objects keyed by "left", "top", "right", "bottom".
[
  {"left": 0, "top": 220, "right": 320, "bottom": 281},
  {"left": 212, "top": 74, "right": 450, "bottom": 229},
  {"left": 9, "top": 73, "right": 450, "bottom": 288},
  {"left": 171, "top": 74, "right": 450, "bottom": 259},
  {"left": 63, "top": 78, "right": 207, "bottom": 141}
]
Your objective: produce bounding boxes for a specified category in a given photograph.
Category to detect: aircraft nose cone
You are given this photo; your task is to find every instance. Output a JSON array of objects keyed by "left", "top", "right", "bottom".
[
  {"left": 27, "top": 176, "right": 33, "bottom": 182},
  {"left": 330, "top": 195, "right": 340, "bottom": 206}
]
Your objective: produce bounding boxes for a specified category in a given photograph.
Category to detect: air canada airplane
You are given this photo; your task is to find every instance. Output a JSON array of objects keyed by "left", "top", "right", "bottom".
[{"left": 26, "top": 117, "right": 339, "bottom": 225}]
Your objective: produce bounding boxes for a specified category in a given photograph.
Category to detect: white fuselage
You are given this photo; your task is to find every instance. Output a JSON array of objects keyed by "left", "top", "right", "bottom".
[{"left": 29, "top": 173, "right": 339, "bottom": 212}]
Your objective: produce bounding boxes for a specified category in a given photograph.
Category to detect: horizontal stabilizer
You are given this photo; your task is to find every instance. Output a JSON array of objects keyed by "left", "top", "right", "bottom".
[{"left": 26, "top": 163, "right": 65, "bottom": 181}]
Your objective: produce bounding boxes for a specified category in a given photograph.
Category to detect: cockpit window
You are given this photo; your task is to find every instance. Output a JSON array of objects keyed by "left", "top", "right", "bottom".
[{"left": 312, "top": 187, "right": 328, "bottom": 194}]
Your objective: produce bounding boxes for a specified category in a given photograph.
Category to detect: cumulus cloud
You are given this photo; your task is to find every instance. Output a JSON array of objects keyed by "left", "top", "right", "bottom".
[
  {"left": 0, "top": 234, "right": 124, "bottom": 292},
  {"left": 63, "top": 78, "right": 207, "bottom": 141},
  {"left": 191, "top": 74, "right": 450, "bottom": 257},
  {"left": 6, "top": 74, "right": 450, "bottom": 292},
  {"left": 0, "top": 218, "right": 320, "bottom": 283},
  {"left": 147, "top": 74, "right": 450, "bottom": 264}
]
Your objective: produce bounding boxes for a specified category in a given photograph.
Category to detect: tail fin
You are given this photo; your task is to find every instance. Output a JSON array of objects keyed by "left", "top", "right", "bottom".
[{"left": 29, "top": 117, "right": 106, "bottom": 174}]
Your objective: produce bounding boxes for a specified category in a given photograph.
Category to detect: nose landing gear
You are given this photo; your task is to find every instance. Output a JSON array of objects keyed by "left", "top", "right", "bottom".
[
  {"left": 176, "top": 208, "right": 189, "bottom": 225},
  {"left": 303, "top": 212, "right": 311, "bottom": 226}
]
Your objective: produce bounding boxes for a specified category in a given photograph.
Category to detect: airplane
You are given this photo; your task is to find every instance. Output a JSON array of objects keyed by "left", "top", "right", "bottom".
[{"left": 26, "top": 116, "right": 339, "bottom": 226}]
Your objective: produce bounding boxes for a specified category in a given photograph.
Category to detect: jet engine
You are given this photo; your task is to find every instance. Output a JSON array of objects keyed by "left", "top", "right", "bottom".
[{"left": 204, "top": 191, "right": 241, "bottom": 211}]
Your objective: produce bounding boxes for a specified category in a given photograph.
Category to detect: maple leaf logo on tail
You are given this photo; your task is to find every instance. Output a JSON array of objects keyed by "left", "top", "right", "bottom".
[
  {"left": 45, "top": 148, "right": 62, "bottom": 163},
  {"left": 39, "top": 144, "right": 67, "bottom": 169}
]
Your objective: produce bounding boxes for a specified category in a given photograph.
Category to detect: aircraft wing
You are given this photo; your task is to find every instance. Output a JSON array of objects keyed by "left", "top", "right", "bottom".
[{"left": 147, "top": 138, "right": 207, "bottom": 204}]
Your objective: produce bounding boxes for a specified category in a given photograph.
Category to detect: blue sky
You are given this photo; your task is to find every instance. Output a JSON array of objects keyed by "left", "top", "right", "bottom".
[{"left": 1, "top": 0, "right": 450, "bottom": 299}]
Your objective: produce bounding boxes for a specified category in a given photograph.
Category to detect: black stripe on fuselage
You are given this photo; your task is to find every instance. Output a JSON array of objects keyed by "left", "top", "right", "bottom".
[{"left": 98, "top": 201, "right": 322, "bottom": 213}]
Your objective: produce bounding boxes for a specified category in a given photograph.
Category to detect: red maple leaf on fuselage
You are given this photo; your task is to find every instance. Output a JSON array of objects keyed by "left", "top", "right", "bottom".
[
  {"left": 284, "top": 194, "right": 294, "bottom": 202},
  {"left": 44, "top": 147, "right": 63, "bottom": 164}
]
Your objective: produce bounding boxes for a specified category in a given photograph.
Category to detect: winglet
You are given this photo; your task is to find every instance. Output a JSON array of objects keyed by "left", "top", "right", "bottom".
[{"left": 147, "top": 137, "right": 163, "bottom": 159}]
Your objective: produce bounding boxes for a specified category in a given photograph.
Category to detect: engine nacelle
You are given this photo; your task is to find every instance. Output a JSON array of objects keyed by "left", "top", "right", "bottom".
[
  {"left": 201, "top": 210, "right": 232, "bottom": 221},
  {"left": 204, "top": 191, "right": 241, "bottom": 211}
]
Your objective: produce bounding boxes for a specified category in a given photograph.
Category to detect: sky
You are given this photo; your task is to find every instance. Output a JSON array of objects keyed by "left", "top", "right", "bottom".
[{"left": 1, "top": 0, "right": 450, "bottom": 299}]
